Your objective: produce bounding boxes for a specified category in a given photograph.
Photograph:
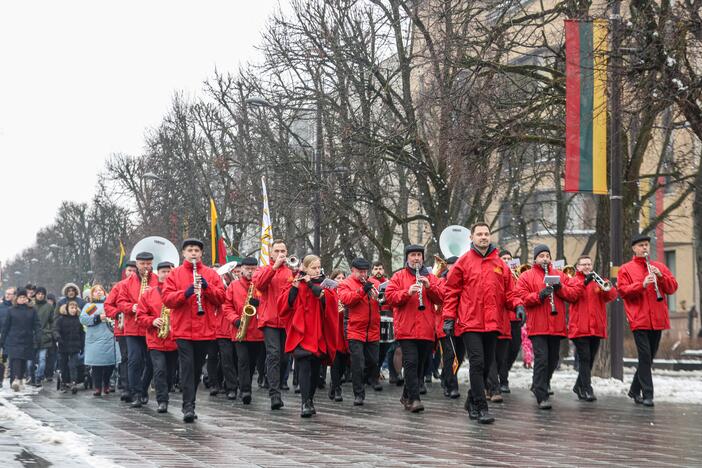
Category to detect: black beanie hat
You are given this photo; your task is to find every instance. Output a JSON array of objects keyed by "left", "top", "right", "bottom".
[
  {"left": 36, "top": 286, "right": 47, "bottom": 295},
  {"left": 533, "top": 244, "right": 551, "bottom": 260}
]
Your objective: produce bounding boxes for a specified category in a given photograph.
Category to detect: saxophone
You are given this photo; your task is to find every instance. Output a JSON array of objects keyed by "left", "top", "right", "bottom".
[
  {"left": 157, "top": 304, "right": 171, "bottom": 339},
  {"left": 136, "top": 271, "right": 148, "bottom": 320},
  {"left": 235, "top": 282, "right": 257, "bottom": 341}
]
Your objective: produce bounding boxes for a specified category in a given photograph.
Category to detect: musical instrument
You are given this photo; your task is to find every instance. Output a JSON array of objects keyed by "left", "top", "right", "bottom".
[
  {"left": 439, "top": 225, "right": 471, "bottom": 258},
  {"left": 117, "top": 313, "right": 124, "bottom": 331},
  {"left": 644, "top": 253, "right": 664, "bottom": 302},
  {"left": 129, "top": 236, "right": 180, "bottom": 267},
  {"left": 415, "top": 262, "right": 426, "bottom": 311},
  {"left": 191, "top": 259, "right": 205, "bottom": 315},
  {"left": 136, "top": 272, "right": 148, "bottom": 320},
  {"left": 432, "top": 255, "right": 448, "bottom": 277},
  {"left": 542, "top": 263, "right": 557, "bottom": 315},
  {"left": 157, "top": 305, "right": 171, "bottom": 339},
  {"left": 236, "top": 282, "right": 257, "bottom": 341},
  {"left": 286, "top": 256, "right": 300, "bottom": 269},
  {"left": 507, "top": 259, "right": 531, "bottom": 280},
  {"left": 590, "top": 271, "right": 612, "bottom": 292},
  {"left": 360, "top": 275, "right": 380, "bottom": 301},
  {"left": 562, "top": 265, "right": 576, "bottom": 278},
  {"left": 380, "top": 316, "right": 395, "bottom": 343}
]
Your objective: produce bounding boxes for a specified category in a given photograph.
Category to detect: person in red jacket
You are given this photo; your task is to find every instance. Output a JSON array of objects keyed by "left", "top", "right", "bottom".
[
  {"left": 327, "top": 269, "right": 349, "bottom": 402},
  {"left": 135, "top": 261, "right": 178, "bottom": 414},
  {"left": 104, "top": 261, "right": 136, "bottom": 402},
  {"left": 253, "top": 239, "right": 295, "bottom": 410},
  {"left": 371, "top": 261, "right": 399, "bottom": 385},
  {"left": 223, "top": 257, "right": 264, "bottom": 405},
  {"left": 210, "top": 274, "right": 238, "bottom": 401},
  {"left": 337, "top": 258, "right": 382, "bottom": 407},
  {"left": 162, "top": 238, "right": 226, "bottom": 423},
  {"left": 385, "top": 244, "right": 444, "bottom": 413},
  {"left": 618, "top": 234, "right": 678, "bottom": 407},
  {"left": 278, "top": 255, "right": 338, "bottom": 418},
  {"left": 435, "top": 256, "right": 464, "bottom": 400},
  {"left": 515, "top": 244, "right": 583, "bottom": 409},
  {"left": 442, "top": 223, "right": 523, "bottom": 424},
  {"left": 117, "top": 252, "right": 159, "bottom": 408}
]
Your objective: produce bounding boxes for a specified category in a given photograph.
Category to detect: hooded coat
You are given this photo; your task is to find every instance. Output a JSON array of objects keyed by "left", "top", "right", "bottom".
[
  {"left": 80, "top": 302, "right": 121, "bottom": 365},
  {"left": 0, "top": 304, "right": 40, "bottom": 360}
]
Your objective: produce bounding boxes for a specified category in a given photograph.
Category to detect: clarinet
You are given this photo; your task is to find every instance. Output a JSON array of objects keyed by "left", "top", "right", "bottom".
[
  {"left": 644, "top": 253, "right": 664, "bottom": 302},
  {"left": 543, "top": 263, "right": 557, "bottom": 315},
  {"left": 191, "top": 259, "right": 205, "bottom": 315},
  {"left": 415, "top": 262, "right": 426, "bottom": 311}
]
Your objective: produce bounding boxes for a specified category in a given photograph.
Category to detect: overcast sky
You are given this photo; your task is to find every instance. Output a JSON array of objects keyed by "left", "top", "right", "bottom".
[{"left": 0, "top": 0, "right": 282, "bottom": 265}]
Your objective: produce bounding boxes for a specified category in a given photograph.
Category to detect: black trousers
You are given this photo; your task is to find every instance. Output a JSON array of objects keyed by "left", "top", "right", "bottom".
[
  {"left": 150, "top": 349, "right": 178, "bottom": 403},
  {"left": 116, "top": 336, "right": 129, "bottom": 391},
  {"left": 295, "top": 349, "right": 321, "bottom": 404},
  {"left": 206, "top": 340, "right": 222, "bottom": 389},
  {"left": 398, "top": 339, "right": 432, "bottom": 402},
  {"left": 348, "top": 340, "right": 379, "bottom": 397},
  {"left": 531, "top": 335, "right": 561, "bottom": 402},
  {"left": 10, "top": 358, "right": 27, "bottom": 380},
  {"left": 503, "top": 321, "right": 522, "bottom": 383},
  {"left": 59, "top": 352, "right": 80, "bottom": 384},
  {"left": 92, "top": 365, "right": 115, "bottom": 389},
  {"left": 217, "top": 338, "right": 238, "bottom": 391},
  {"left": 176, "top": 339, "right": 211, "bottom": 410},
  {"left": 487, "top": 338, "right": 510, "bottom": 392},
  {"left": 256, "top": 346, "right": 266, "bottom": 384},
  {"left": 630, "top": 329, "right": 662, "bottom": 399},
  {"left": 126, "top": 336, "right": 152, "bottom": 398},
  {"left": 462, "top": 332, "right": 497, "bottom": 409},
  {"left": 572, "top": 336, "right": 600, "bottom": 393},
  {"left": 235, "top": 341, "right": 264, "bottom": 393},
  {"left": 263, "top": 327, "right": 288, "bottom": 397},
  {"left": 330, "top": 351, "right": 349, "bottom": 391},
  {"left": 440, "top": 336, "right": 465, "bottom": 392}
]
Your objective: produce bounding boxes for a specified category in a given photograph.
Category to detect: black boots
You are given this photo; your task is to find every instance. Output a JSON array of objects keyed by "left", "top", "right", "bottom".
[
  {"left": 353, "top": 395, "right": 364, "bottom": 406},
  {"left": 241, "top": 392, "right": 252, "bottom": 405},
  {"left": 271, "top": 395, "right": 284, "bottom": 410},
  {"left": 157, "top": 402, "right": 168, "bottom": 413},
  {"left": 183, "top": 406, "right": 196, "bottom": 423},
  {"left": 300, "top": 400, "right": 313, "bottom": 418}
]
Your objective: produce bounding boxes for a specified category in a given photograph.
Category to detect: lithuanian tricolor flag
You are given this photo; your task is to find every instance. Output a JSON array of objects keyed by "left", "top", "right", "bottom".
[
  {"left": 118, "top": 239, "right": 128, "bottom": 280},
  {"left": 210, "top": 198, "right": 229, "bottom": 265},
  {"left": 565, "top": 19, "right": 608, "bottom": 195}
]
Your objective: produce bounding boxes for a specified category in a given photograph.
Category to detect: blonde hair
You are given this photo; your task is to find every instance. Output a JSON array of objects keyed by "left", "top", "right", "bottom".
[
  {"left": 90, "top": 284, "right": 106, "bottom": 302},
  {"left": 301, "top": 255, "right": 321, "bottom": 271}
]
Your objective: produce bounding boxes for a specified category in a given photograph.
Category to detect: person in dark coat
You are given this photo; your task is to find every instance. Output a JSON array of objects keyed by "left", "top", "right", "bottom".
[
  {"left": 0, "top": 288, "right": 40, "bottom": 391},
  {"left": 33, "top": 287, "right": 55, "bottom": 387},
  {"left": 53, "top": 299, "right": 85, "bottom": 393},
  {"left": 0, "top": 287, "right": 17, "bottom": 388}
]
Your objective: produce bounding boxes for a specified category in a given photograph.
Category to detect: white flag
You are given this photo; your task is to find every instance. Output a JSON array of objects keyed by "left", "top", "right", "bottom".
[{"left": 259, "top": 176, "right": 273, "bottom": 266}]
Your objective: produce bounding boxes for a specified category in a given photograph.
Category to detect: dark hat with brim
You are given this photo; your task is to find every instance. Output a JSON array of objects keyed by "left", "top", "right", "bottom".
[
  {"left": 351, "top": 258, "right": 371, "bottom": 270},
  {"left": 157, "top": 261, "right": 174, "bottom": 271},
  {"left": 181, "top": 238, "right": 204, "bottom": 250},
  {"left": 241, "top": 257, "right": 258, "bottom": 267},
  {"left": 498, "top": 250, "right": 512, "bottom": 258},
  {"left": 136, "top": 251, "right": 154, "bottom": 261},
  {"left": 631, "top": 233, "right": 651, "bottom": 246},
  {"left": 404, "top": 244, "right": 425, "bottom": 261},
  {"left": 533, "top": 244, "right": 551, "bottom": 260},
  {"left": 125, "top": 260, "right": 137, "bottom": 268},
  {"left": 446, "top": 256, "right": 459, "bottom": 265}
]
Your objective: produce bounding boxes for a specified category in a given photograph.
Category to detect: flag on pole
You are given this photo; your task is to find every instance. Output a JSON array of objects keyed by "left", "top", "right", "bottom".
[
  {"left": 565, "top": 19, "right": 608, "bottom": 194},
  {"left": 210, "top": 198, "right": 229, "bottom": 265},
  {"left": 118, "top": 239, "right": 128, "bottom": 280},
  {"left": 259, "top": 177, "right": 273, "bottom": 266}
]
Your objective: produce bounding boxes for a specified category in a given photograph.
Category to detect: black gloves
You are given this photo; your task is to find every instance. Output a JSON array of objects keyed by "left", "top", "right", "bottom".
[
  {"left": 362, "top": 282, "right": 374, "bottom": 294},
  {"left": 442, "top": 319, "right": 455, "bottom": 336},
  {"left": 584, "top": 273, "right": 595, "bottom": 285},
  {"left": 552, "top": 283, "right": 562, "bottom": 292},
  {"left": 200, "top": 277, "right": 208, "bottom": 289},
  {"left": 185, "top": 285, "right": 195, "bottom": 298},
  {"left": 234, "top": 319, "right": 241, "bottom": 328},
  {"left": 249, "top": 298, "right": 260, "bottom": 308},
  {"left": 515, "top": 305, "right": 526, "bottom": 323},
  {"left": 539, "top": 286, "right": 554, "bottom": 302},
  {"left": 310, "top": 284, "right": 324, "bottom": 297}
]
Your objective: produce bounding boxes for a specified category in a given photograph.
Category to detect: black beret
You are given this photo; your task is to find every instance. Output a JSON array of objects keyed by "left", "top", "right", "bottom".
[
  {"left": 631, "top": 233, "right": 651, "bottom": 246},
  {"left": 351, "top": 258, "right": 371, "bottom": 270},
  {"left": 15, "top": 288, "right": 28, "bottom": 298},
  {"left": 157, "top": 261, "right": 174, "bottom": 270},
  {"left": 404, "top": 244, "right": 425, "bottom": 257},
  {"left": 498, "top": 250, "right": 512, "bottom": 258},
  {"left": 125, "top": 260, "right": 137, "bottom": 268},
  {"left": 446, "top": 256, "right": 459, "bottom": 265},
  {"left": 533, "top": 244, "right": 551, "bottom": 260},
  {"left": 135, "top": 251, "right": 154, "bottom": 261},
  {"left": 36, "top": 286, "right": 47, "bottom": 295},
  {"left": 181, "top": 238, "right": 204, "bottom": 250},
  {"left": 241, "top": 257, "right": 258, "bottom": 266}
]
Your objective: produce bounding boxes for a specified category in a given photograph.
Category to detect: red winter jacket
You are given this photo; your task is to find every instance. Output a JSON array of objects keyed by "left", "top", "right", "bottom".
[
  {"left": 384, "top": 266, "right": 444, "bottom": 341},
  {"left": 104, "top": 280, "right": 126, "bottom": 337},
  {"left": 252, "top": 265, "right": 294, "bottom": 329},
  {"left": 516, "top": 264, "right": 583, "bottom": 337},
  {"left": 370, "top": 275, "right": 391, "bottom": 316},
  {"left": 278, "top": 281, "right": 339, "bottom": 363},
  {"left": 223, "top": 276, "right": 264, "bottom": 342},
  {"left": 161, "top": 260, "right": 226, "bottom": 341},
  {"left": 617, "top": 256, "right": 677, "bottom": 331},
  {"left": 116, "top": 272, "right": 159, "bottom": 337},
  {"left": 135, "top": 285, "right": 177, "bottom": 351},
  {"left": 443, "top": 247, "right": 521, "bottom": 336},
  {"left": 337, "top": 275, "right": 381, "bottom": 342},
  {"left": 213, "top": 302, "right": 232, "bottom": 340},
  {"left": 567, "top": 271, "right": 618, "bottom": 339},
  {"left": 435, "top": 276, "right": 448, "bottom": 339}
]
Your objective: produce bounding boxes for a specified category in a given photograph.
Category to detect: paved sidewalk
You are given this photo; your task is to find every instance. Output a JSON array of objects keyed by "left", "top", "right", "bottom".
[{"left": 2, "top": 377, "right": 700, "bottom": 467}]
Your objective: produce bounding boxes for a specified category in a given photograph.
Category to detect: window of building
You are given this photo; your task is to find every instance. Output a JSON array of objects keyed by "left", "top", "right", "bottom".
[{"left": 665, "top": 250, "right": 677, "bottom": 312}]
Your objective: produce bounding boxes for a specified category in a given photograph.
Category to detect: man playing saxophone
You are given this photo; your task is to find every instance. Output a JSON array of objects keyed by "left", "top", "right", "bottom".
[
  {"left": 223, "top": 257, "right": 264, "bottom": 405},
  {"left": 136, "top": 261, "right": 178, "bottom": 414}
]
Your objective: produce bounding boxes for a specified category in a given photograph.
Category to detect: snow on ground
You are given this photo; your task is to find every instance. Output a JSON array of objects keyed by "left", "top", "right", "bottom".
[
  {"left": 0, "top": 380, "right": 120, "bottom": 467},
  {"left": 455, "top": 365, "right": 702, "bottom": 404}
]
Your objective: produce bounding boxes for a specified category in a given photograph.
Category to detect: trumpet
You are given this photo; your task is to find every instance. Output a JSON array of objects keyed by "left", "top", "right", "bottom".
[
  {"left": 236, "top": 282, "right": 257, "bottom": 341},
  {"left": 562, "top": 265, "right": 576, "bottom": 278},
  {"left": 432, "top": 255, "right": 448, "bottom": 277},
  {"left": 644, "top": 253, "right": 663, "bottom": 302},
  {"left": 286, "top": 256, "right": 300, "bottom": 269},
  {"left": 360, "top": 275, "right": 380, "bottom": 301},
  {"left": 590, "top": 271, "right": 612, "bottom": 292}
]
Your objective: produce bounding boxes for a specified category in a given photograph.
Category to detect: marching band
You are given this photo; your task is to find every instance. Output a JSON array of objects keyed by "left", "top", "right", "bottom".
[{"left": 94, "top": 225, "right": 677, "bottom": 424}]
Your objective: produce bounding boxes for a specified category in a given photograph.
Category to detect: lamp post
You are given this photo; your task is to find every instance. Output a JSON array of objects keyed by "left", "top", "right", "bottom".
[{"left": 30, "top": 258, "right": 39, "bottom": 284}]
